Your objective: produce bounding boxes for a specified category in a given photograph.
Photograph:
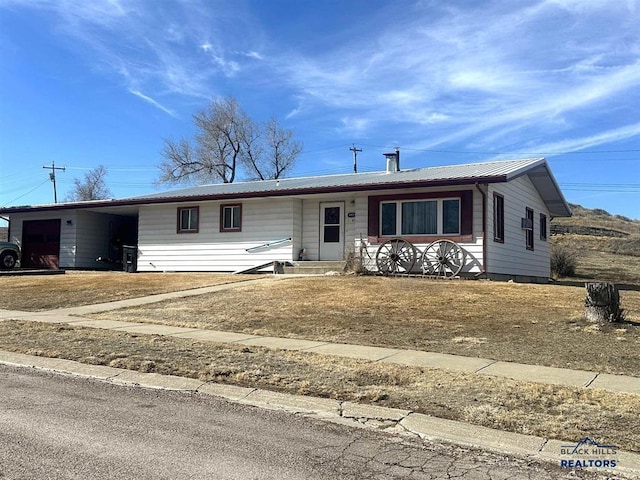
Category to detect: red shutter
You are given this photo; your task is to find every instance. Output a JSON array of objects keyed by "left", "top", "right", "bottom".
[{"left": 368, "top": 196, "right": 378, "bottom": 237}]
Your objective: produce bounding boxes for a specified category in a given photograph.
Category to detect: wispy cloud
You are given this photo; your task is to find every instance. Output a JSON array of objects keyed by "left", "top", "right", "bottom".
[
  {"left": 518, "top": 122, "right": 640, "bottom": 156},
  {"left": 2, "top": 0, "right": 638, "bottom": 157},
  {"left": 4, "top": 0, "right": 264, "bottom": 100},
  {"left": 242, "top": 50, "right": 264, "bottom": 61},
  {"left": 129, "top": 89, "right": 177, "bottom": 118},
  {"left": 275, "top": 0, "right": 640, "bottom": 153}
]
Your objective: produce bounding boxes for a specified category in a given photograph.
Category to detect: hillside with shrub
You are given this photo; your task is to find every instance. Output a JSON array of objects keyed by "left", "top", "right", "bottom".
[{"left": 551, "top": 204, "right": 640, "bottom": 285}]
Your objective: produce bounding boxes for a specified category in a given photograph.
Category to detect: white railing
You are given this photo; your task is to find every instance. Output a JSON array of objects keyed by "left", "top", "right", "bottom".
[{"left": 245, "top": 237, "right": 292, "bottom": 253}]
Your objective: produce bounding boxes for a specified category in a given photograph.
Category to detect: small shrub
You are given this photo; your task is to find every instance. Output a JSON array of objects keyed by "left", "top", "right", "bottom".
[
  {"left": 551, "top": 246, "right": 577, "bottom": 277},
  {"left": 343, "top": 248, "right": 371, "bottom": 275}
]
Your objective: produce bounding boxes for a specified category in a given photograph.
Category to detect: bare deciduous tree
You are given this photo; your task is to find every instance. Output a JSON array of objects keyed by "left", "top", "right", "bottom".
[
  {"left": 66, "top": 165, "right": 112, "bottom": 201},
  {"left": 159, "top": 97, "right": 302, "bottom": 185},
  {"left": 263, "top": 117, "right": 303, "bottom": 180}
]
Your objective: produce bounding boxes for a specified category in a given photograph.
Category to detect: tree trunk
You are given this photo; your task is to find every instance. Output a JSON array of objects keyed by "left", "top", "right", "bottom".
[{"left": 584, "top": 282, "right": 623, "bottom": 323}]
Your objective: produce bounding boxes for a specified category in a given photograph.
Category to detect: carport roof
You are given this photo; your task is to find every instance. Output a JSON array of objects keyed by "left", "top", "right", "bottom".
[{"left": 0, "top": 157, "right": 572, "bottom": 217}]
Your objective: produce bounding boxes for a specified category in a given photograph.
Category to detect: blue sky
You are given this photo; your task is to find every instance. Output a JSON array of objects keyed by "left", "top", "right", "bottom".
[{"left": 1, "top": 0, "right": 639, "bottom": 221}]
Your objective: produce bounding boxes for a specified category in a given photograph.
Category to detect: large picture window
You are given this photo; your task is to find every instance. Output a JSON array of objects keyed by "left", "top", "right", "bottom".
[
  {"left": 368, "top": 190, "right": 473, "bottom": 243},
  {"left": 380, "top": 198, "right": 460, "bottom": 237},
  {"left": 220, "top": 204, "right": 242, "bottom": 232},
  {"left": 177, "top": 207, "right": 199, "bottom": 233}
]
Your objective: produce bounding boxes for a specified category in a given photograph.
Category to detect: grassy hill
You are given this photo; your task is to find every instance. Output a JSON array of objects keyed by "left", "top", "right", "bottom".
[{"left": 551, "top": 204, "right": 640, "bottom": 285}]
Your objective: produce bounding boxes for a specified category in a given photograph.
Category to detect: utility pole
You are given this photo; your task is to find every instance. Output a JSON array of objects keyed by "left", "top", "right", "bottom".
[
  {"left": 349, "top": 144, "right": 362, "bottom": 173},
  {"left": 43, "top": 161, "right": 66, "bottom": 203}
]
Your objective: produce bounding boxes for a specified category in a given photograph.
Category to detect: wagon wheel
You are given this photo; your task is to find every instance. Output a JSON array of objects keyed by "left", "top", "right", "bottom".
[
  {"left": 421, "top": 240, "right": 464, "bottom": 278},
  {"left": 375, "top": 238, "right": 417, "bottom": 274}
]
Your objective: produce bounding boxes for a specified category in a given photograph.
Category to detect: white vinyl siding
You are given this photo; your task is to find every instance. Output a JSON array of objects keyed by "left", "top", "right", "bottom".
[
  {"left": 344, "top": 199, "right": 356, "bottom": 256},
  {"left": 137, "top": 198, "right": 295, "bottom": 272},
  {"left": 292, "top": 199, "right": 303, "bottom": 259},
  {"left": 486, "top": 175, "right": 551, "bottom": 278},
  {"left": 301, "top": 199, "right": 320, "bottom": 260}
]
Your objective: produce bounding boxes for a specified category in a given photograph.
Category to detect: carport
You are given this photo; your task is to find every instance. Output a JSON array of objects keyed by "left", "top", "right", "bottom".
[{"left": 2, "top": 203, "right": 139, "bottom": 271}]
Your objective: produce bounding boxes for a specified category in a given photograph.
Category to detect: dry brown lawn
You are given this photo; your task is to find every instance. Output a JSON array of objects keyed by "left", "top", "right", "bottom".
[
  {"left": 88, "top": 276, "right": 640, "bottom": 376},
  {"left": 1, "top": 320, "right": 638, "bottom": 452},
  {"left": 0, "top": 272, "right": 253, "bottom": 311},
  {"left": 552, "top": 234, "right": 640, "bottom": 285}
]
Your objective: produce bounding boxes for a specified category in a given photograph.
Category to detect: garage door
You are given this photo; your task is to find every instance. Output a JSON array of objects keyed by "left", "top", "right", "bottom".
[{"left": 22, "top": 219, "right": 61, "bottom": 269}]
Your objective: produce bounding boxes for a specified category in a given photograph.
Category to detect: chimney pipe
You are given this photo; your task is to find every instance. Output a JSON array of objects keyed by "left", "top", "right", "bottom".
[{"left": 383, "top": 149, "right": 400, "bottom": 173}]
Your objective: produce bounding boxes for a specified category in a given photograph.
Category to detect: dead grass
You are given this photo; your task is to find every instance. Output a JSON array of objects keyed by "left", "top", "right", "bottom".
[
  {"left": 88, "top": 276, "right": 640, "bottom": 376},
  {"left": 552, "top": 204, "right": 639, "bottom": 236},
  {"left": 1, "top": 320, "right": 638, "bottom": 452},
  {"left": 0, "top": 272, "right": 254, "bottom": 311},
  {"left": 552, "top": 235, "right": 640, "bottom": 284}
]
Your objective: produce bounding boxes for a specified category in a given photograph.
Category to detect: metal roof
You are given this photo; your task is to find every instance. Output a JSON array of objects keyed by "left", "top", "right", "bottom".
[
  {"left": 0, "top": 158, "right": 572, "bottom": 217},
  {"left": 128, "top": 157, "right": 543, "bottom": 199}
]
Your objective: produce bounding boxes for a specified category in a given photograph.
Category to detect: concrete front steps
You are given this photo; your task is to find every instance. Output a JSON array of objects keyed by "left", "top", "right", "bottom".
[{"left": 282, "top": 261, "right": 346, "bottom": 275}]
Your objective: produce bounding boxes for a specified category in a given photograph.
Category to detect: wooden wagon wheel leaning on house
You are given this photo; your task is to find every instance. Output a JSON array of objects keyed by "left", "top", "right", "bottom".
[
  {"left": 420, "top": 239, "right": 465, "bottom": 278},
  {"left": 375, "top": 238, "right": 417, "bottom": 274}
]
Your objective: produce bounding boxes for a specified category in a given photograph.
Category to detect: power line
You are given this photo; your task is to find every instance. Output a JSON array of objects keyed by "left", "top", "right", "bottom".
[
  {"left": 1, "top": 179, "right": 50, "bottom": 207},
  {"left": 357, "top": 143, "right": 640, "bottom": 157}
]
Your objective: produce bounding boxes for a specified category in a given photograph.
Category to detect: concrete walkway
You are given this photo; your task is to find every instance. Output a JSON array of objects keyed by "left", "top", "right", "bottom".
[{"left": 1, "top": 276, "right": 639, "bottom": 395}]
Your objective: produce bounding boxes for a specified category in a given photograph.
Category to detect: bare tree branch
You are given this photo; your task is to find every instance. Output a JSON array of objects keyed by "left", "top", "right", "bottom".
[
  {"left": 159, "top": 96, "right": 302, "bottom": 185},
  {"left": 66, "top": 165, "right": 112, "bottom": 201},
  {"left": 264, "top": 117, "right": 303, "bottom": 179}
]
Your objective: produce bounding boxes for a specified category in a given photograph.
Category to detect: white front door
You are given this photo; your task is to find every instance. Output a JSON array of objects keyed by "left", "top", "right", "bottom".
[{"left": 319, "top": 202, "right": 344, "bottom": 260}]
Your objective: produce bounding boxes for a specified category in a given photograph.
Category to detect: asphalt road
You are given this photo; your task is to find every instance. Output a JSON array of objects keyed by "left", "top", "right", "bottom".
[{"left": 0, "top": 364, "right": 609, "bottom": 479}]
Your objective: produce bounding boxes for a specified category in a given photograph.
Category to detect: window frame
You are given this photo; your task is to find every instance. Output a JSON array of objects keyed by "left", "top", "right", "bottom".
[
  {"left": 525, "top": 207, "right": 534, "bottom": 251},
  {"left": 220, "top": 203, "right": 242, "bottom": 232},
  {"left": 539, "top": 213, "right": 548, "bottom": 241},
  {"left": 367, "top": 190, "right": 473, "bottom": 244},
  {"left": 379, "top": 197, "right": 461, "bottom": 238},
  {"left": 493, "top": 193, "right": 505, "bottom": 243},
  {"left": 177, "top": 206, "right": 199, "bottom": 234}
]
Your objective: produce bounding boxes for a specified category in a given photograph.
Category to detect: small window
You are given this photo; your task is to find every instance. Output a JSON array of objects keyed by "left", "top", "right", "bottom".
[
  {"left": 177, "top": 207, "right": 199, "bottom": 233},
  {"left": 540, "top": 213, "right": 547, "bottom": 241},
  {"left": 525, "top": 207, "right": 534, "bottom": 250},
  {"left": 380, "top": 203, "right": 397, "bottom": 236},
  {"left": 442, "top": 199, "right": 460, "bottom": 234},
  {"left": 221, "top": 204, "right": 242, "bottom": 232},
  {"left": 493, "top": 194, "right": 504, "bottom": 243}
]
